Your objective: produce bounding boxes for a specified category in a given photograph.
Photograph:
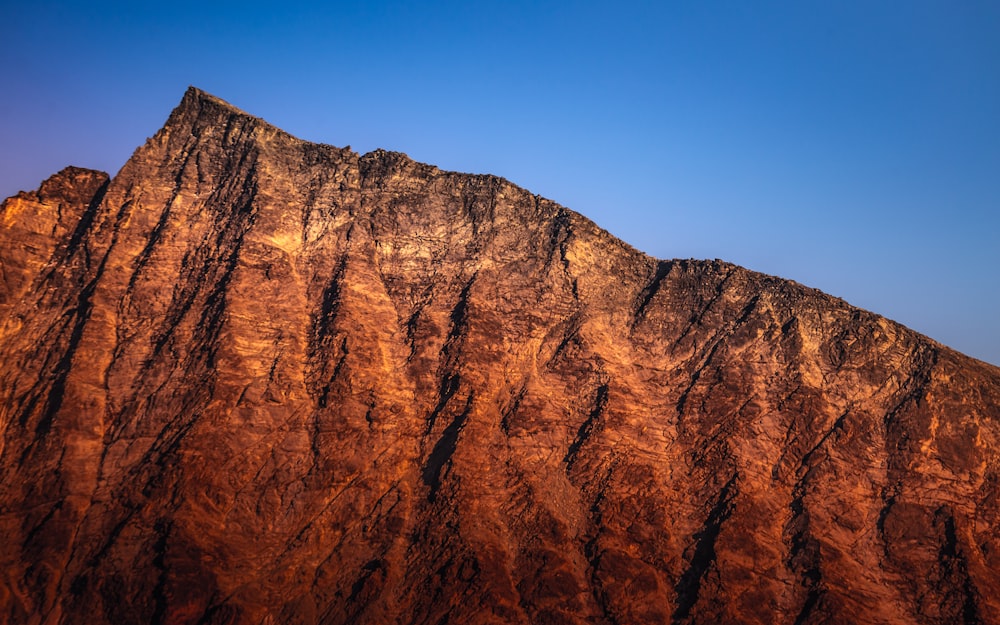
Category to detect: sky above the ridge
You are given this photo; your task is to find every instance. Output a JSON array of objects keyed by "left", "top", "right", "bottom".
[{"left": 2, "top": 1, "right": 998, "bottom": 365}]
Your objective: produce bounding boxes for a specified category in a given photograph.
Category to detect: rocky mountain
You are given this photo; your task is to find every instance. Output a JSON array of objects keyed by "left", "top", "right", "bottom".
[{"left": 2, "top": 87, "right": 999, "bottom": 625}]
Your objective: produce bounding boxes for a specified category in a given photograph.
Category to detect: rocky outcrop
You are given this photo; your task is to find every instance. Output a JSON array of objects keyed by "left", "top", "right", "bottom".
[{"left": 1, "top": 87, "right": 998, "bottom": 625}]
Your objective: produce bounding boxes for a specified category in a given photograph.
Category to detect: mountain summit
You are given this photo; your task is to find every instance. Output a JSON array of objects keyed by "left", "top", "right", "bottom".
[{"left": 2, "top": 87, "right": 999, "bottom": 625}]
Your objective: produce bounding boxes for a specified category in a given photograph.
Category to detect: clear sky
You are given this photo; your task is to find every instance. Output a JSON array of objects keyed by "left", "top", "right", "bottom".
[{"left": 2, "top": 1, "right": 998, "bottom": 365}]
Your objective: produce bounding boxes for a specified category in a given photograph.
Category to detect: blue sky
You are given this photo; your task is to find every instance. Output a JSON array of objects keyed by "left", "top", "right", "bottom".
[{"left": 2, "top": 1, "right": 998, "bottom": 365}]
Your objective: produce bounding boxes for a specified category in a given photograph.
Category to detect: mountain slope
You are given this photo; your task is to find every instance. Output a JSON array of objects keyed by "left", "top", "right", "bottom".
[{"left": 1, "top": 87, "right": 999, "bottom": 625}]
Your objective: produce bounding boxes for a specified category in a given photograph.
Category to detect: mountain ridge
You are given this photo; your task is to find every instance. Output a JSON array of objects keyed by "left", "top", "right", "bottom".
[
  {"left": 1, "top": 87, "right": 998, "bottom": 625},
  {"left": 155, "top": 87, "right": 968, "bottom": 356}
]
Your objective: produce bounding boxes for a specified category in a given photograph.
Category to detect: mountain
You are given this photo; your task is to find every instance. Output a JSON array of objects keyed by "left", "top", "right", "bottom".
[{"left": 2, "top": 87, "right": 999, "bottom": 625}]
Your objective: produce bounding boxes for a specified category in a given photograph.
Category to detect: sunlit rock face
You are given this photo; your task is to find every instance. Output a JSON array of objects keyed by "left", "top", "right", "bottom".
[{"left": 2, "top": 88, "right": 999, "bottom": 625}]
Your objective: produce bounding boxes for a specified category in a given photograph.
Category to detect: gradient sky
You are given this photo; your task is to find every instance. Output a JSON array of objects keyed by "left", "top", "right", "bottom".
[{"left": 2, "top": 1, "right": 998, "bottom": 365}]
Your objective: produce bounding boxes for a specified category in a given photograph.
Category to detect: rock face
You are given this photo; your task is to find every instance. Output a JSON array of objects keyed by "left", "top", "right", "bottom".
[{"left": 1, "top": 88, "right": 999, "bottom": 625}]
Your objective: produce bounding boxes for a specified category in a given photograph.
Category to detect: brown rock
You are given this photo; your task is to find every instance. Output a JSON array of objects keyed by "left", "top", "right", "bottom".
[{"left": 1, "top": 87, "right": 998, "bottom": 624}]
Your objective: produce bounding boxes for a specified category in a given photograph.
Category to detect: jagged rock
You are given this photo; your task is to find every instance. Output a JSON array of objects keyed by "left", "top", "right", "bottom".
[{"left": 1, "top": 87, "right": 998, "bottom": 625}]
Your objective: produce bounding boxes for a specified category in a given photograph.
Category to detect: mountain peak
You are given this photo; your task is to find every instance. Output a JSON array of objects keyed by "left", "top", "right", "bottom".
[
  {"left": 1, "top": 89, "right": 999, "bottom": 625},
  {"left": 177, "top": 85, "right": 251, "bottom": 118},
  {"left": 152, "top": 86, "right": 284, "bottom": 151}
]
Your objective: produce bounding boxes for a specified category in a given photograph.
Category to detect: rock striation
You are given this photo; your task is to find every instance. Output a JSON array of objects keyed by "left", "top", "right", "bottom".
[{"left": 1, "top": 87, "right": 999, "bottom": 625}]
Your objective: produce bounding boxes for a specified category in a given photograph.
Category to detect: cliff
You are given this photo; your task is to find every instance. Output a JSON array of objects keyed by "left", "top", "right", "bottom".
[{"left": 1, "top": 87, "right": 998, "bottom": 624}]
